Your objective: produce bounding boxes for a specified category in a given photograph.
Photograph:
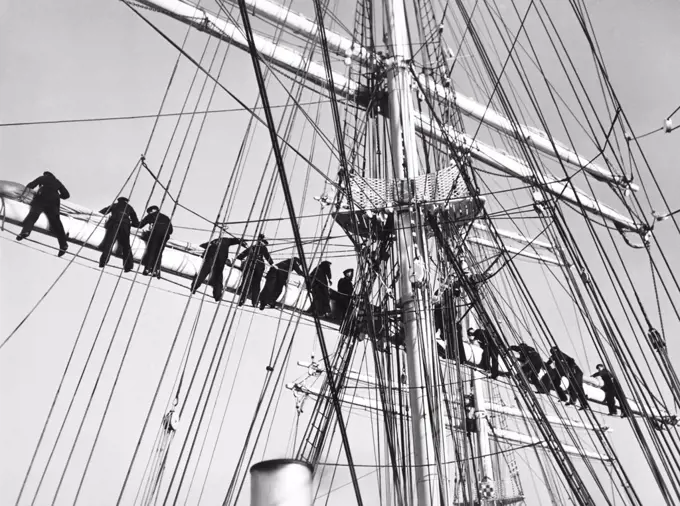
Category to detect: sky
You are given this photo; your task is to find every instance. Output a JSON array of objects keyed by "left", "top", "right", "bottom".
[{"left": 1, "top": 0, "right": 680, "bottom": 505}]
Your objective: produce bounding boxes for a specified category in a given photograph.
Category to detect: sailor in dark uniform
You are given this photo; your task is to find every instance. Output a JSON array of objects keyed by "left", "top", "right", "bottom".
[
  {"left": 592, "top": 364, "right": 628, "bottom": 417},
  {"left": 435, "top": 286, "right": 465, "bottom": 361},
  {"left": 191, "top": 236, "right": 247, "bottom": 302},
  {"left": 99, "top": 197, "right": 140, "bottom": 272},
  {"left": 335, "top": 268, "right": 354, "bottom": 320},
  {"left": 235, "top": 233, "right": 273, "bottom": 307},
  {"left": 16, "top": 171, "right": 70, "bottom": 257},
  {"left": 468, "top": 327, "right": 500, "bottom": 379},
  {"left": 509, "top": 343, "right": 546, "bottom": 392},
  {"left": 542, "top": 363, "right": 569, "bottom": 402},
  {"left": 139, "top": 205, "right": 173, "bottom": 277},
  {"left": 547, "top": 346, "right": 589, "bottom": 410},
  {"left": 308, "top": 260, "right": 332, "bottom": 317},
  {"left": 259, "top": 257, "right": 304, "bottom": 310}
]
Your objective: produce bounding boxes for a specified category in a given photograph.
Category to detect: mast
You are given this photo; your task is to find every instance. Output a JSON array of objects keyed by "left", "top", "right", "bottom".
[
  {"left": 473, "top": 369, "right": 496, "bottom": 504},
  {"left": 384, "top": 0, "right": 441, "bottom": 504}
]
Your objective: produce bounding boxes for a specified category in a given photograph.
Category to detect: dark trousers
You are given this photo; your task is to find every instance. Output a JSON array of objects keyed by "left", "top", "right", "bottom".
[
  {"left": 543, "top": 369, "right": 569, "bottom": 402},
  {"left": 604, "top": 385, "right": 626, "bottom": 416},
  {"left": 21, "top": 202, "right": 68, "bottom": 249},
  {"left": 521, "top": 356, "right": 545, "bottom": 391},
  {"left": 260, "top": 271, "right": 287, "bottom": 309},
  {"left": 566, "top": 368, "right": 589, "bottom": 409},
  {"left": 310, "top": 284, "right": 331, "bottom": 315},
  {"left": 192, "top": 253, "right": 225, "bottom": 301},
  {"left": 482, "top": 346, "right": 499, "bottom": 378},
  {"left": 335, "top": 294, "right": 350, "bottom": 320},
  {"left": 237, "top": 264, "right": 264, "bottom": 307},
  {"left": 142, "top": 228, "right": 170, "bottom": 274},
  {"left": 99, "top": 224, "right": 133, "bottom": 271}
]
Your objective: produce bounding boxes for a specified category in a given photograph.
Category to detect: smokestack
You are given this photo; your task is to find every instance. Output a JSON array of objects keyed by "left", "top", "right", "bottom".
[{"left": 250, "top": 459, "right": 313, "bottom": 506}]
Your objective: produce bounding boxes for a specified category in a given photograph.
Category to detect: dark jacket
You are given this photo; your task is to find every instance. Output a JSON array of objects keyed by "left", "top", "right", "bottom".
[
  {"left": 274, "top": 258, "right": 304, "bottom": 277},
  {"left": 547, "top": 349, "right": 579, "bottom": 375},
  {"left": 311, "top": 261, "right": 332, "bottom": 286},
  {"left": 237, "top": 241, "right": 273, "bottom": 269},
  {"left": 592, "top": 368, "right": 619, "bottom": 390},
  {"left": 472, "top": 329, "right": 494, "bottom": 347},
  {"left": 509, "top": 344, "right": 541, "bottom": 361},
  {"left": 139, "top": 212, "right": 173, "bottom": 235},
  {"left": 338, "top": 277, "right": 353, "bottom": 295},
  {"left": 200, "top": 237, "right": 242, "bottom": 263},
  {"left": 100, "top": 201, "right": 140, "bottom": 229},
  {"left": 27, "top": 174, "right": 70, "bottom": 205}
]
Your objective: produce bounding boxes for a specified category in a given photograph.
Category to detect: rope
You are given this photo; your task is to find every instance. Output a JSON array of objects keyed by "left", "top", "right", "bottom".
[
  {"left": 0, "top": 100, "right": 331, "bottom": 128},
  {"left": 232, "top": 1, "right": 364, "bottom": 504}
]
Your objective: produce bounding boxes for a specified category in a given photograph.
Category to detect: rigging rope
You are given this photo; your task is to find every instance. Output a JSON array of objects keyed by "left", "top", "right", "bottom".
[{"left": 232, "top": 1, "right": 364, "bottom": 503}]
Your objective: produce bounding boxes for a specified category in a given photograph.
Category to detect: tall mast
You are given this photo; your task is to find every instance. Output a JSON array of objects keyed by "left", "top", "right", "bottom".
[
  {"left": 472, "top": 370, "right": 496, "bottom": 504},
  {"left": 384, "top": 0, "right": 441, "bottom": 504}
]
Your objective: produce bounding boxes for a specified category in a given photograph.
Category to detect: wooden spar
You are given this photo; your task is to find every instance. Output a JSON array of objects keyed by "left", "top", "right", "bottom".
[
  {"left": 132, "top": 0, "right": 359, "bottom": 95},
  {"left": 414, "top": 75, "right": 639, "bottom": 191},
  {"left": 466, "top": 236, "right": 563, "bottom": 266},
  {"left": 214, "top": 0, "right": 635, "bottom": 190},
  {"left": 293, "top": 357, "right": 667, "bottom": 422},
  {"left": 132, "top": 0, "right": 644, "bottom": 234},
  {"left": 0, "top": 181, "right": 558, "bottom": 324},
  {"left": 0, "top": 181, "right": 312, "bottom": 312},
  {"left": 287, "top": 383, "right": 611, "bottom": 462},
  {"left": 416, "top": 118, "right": 643, "bottom": 232},
  {"left": 471, "top": 223, "right": 555, "bottom": 251}
]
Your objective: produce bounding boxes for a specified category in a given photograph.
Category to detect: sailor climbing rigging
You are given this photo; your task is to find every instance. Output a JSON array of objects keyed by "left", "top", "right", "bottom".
[
  {"left": 547, "top": 346, "right": 589, "bottom": 410},
  {"left": 308, "top": 260, "right": 332, "bottom": 318},
  {"left": 592, "top": 364, "right": 628, "bottom": 417},
  {"left": 259, "top": 257, "right": 304, "bottom": 310},
  {"left": 509, "top": 343, "right": 546, "bottom": 392},
  {"left": 139, "top": 205, "right": 173, "bottom": 278},
  {"left": 468, "top": 327, "right": 500, "bottom": 379},
  {"left": 99, "top": 197, "right": 140, "bottom": 272},
  {"left": 15, "top": 171, "right": 70, "bottom": 257},
  {"left": 191, "top": 236, "right": 247, "bottom": 302},
  {"left": 334, "top": 268, "right": 354, "bottom": 321},
  {"left": 235, "top": 233, "right": 273, "bottom": 307}
]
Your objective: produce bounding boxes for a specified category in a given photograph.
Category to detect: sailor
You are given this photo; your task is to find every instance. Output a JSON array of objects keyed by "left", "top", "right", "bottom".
[
  {"left": 591, "top": 364, "right": 628, "bottom": 417},
  {"left": 16, "top": 171, "right": 70, "bottom": 257},
  {"left": 191, "top": 236, "right": 247, "bottom": 302},
  {"left": 433, "top": 291, "right": 443, "bottom": 338},
  {"left": 335, "top": 268, "right": 354, "bottom": 320},
  {"left": 259, "top": 257, "right": 304, "bottom": 310},
  {"left": 464, "top": 395, "right": 477, "bottom": 433},
  {"left": 99, "top": 197, "right": 140, "bottom": 272},
  {"left": 235, "top": 233, "right": 274, "bottom": 307},
  {"left": 542, "top": 363, "right": 569, "bottom": 402},
  {"left": 468, "top": 327, "right": 499, "bottom": 379},
  {"left": 308, "top": 260, "right": 332, "bottom": 317},
  {"left": 435, "top": 287, "right": 465, "bottom": 361},
  {"left": 138, "top": 205, "right": 173, "bottom": 277},
  {"left": 509, "top": 343, "right": 546, "bottom": 392},
  {"left": 547, "top": 346, "right": 589, "bottom": 410}
]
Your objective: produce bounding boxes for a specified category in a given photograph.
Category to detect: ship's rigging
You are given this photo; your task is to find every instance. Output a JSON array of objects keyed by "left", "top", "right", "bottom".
[{"left": 1, "top": 0, "right": 680, "bottom": 505}]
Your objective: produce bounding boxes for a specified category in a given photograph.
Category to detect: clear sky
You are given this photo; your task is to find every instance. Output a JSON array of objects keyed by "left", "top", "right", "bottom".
[{"left": 1, "top": 0, "right": 679, "bottom": 505}]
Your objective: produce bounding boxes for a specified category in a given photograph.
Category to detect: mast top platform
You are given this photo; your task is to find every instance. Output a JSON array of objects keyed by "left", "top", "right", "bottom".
[{"left": 330, "top": 163, "right": 485, "bottom": 240}]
